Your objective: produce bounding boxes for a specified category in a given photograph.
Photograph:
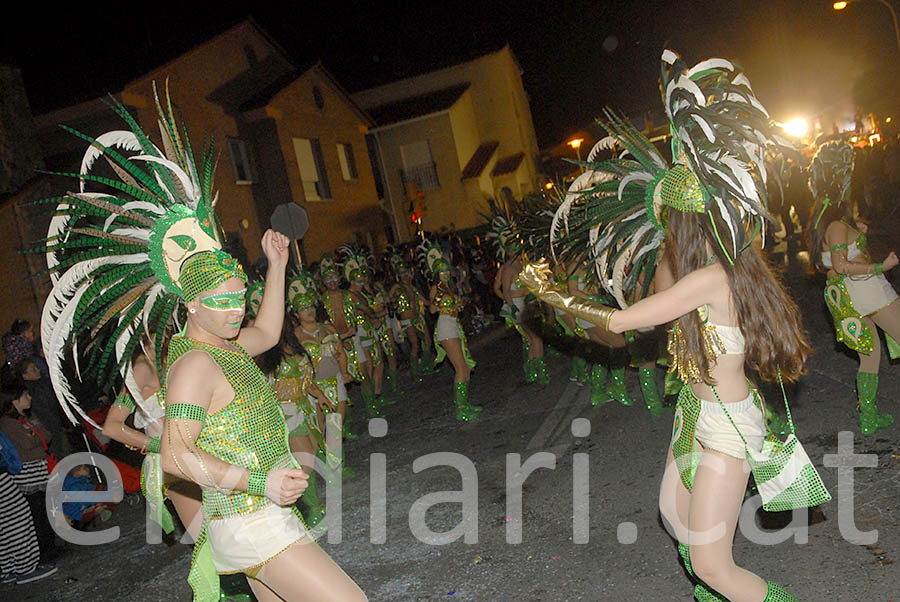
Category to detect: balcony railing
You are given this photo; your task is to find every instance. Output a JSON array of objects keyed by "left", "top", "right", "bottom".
[{"left": 400, "top": 162, "right": 440, "bottom": 191}]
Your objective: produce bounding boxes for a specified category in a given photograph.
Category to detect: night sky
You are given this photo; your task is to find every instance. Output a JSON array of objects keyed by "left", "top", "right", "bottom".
[{"left": 4, "top": 1, "right": 900, "bottom": 147}]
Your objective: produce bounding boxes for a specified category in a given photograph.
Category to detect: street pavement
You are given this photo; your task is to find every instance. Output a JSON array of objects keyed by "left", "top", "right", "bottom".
[{"left": 5, "top": 246, "right": 900, "bottom": 601}]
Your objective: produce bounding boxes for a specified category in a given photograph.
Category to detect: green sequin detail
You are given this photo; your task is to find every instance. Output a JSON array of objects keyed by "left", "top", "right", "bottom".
[
  {"left": 113, "top": 392, "right": 136, "bottom": 411},
  {"left": 179, "top": 250, "right": 247, "bottom": 302},
  {"left": 824, "top": 275, "right": 875, "bottom": 354},
  {"left": 165, "top": 402, "right": 208, "bottom": 422}
]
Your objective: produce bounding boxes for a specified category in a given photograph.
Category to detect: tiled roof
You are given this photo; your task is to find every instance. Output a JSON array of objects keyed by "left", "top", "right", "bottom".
[
  {"left": 491, "top": 152, "right": 525, "bottom": 176},
  {"left": 461, "top": 140, "right": 499, "bottom": 179},
  {"left": 368, "top": 83, "right": 470, "bottom": 126}
]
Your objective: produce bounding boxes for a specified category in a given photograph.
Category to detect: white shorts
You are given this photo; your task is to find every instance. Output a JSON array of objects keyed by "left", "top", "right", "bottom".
[
  {"left": 436, "top": 314, "right": 459, "bottom": 341},
  {"left": 208, "top": 503, "right": 310, "bottom": 574},
  {"left": 693, "top": 392, "right": 765, "bottom": 460},
  {"left": 844, "top": 274, "right": 899, "bottom": 316}
]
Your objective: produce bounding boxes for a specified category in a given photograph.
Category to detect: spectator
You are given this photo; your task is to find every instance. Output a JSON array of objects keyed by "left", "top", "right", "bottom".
[{"left": 0, "top": 428, "right": 56, "bottom": 584}]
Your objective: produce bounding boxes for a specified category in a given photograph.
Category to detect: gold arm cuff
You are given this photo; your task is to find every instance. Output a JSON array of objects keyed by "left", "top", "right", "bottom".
[{"left": 518, "top": 261, "right": 617, "bottom": 331}]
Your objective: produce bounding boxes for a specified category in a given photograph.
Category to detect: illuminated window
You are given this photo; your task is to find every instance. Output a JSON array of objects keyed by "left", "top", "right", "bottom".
[
  {"left": 293, "top": 137, "right": 331, "bottom": 200},
  {"left": 337, "top": 143, "right": 358, "bottom": 180}
]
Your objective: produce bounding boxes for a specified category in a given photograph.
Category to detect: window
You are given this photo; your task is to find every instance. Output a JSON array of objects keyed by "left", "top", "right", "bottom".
[
  {"left": 336, "top": 143, "right": 358, "bottom": 180},
  {"left": 227, "top": 138, "right": 253, "bottom": 183},
  {"left": 400, "top": 140, "right": 440, "bottom": 190},
  {"left": 293, "top": 137, "right": 331, "bottom": 200}
]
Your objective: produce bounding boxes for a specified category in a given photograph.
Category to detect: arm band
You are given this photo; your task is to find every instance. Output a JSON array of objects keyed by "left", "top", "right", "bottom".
[
  {"left": 247, "top": 469, "right": 268, "bottom": 497},
  {"left": 165, "top": 403, "right": 207, "bottom": 422},
  {"left": 875, "top": 262, "right": 884, "bottom": 276},
  {"left": 112, "top": 392, "right": 135, "bottom": 411},
  {"left": 147, "top": 437, "right": 161, "bottom": 454},
  {"left": 828, "top": 243, "right": 848, "bottom": 252}
]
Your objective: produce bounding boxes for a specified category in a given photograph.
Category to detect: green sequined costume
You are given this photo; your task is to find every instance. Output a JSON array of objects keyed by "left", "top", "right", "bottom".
[
  {"left": 163, "top": 336, "right": 314, "bottom": 602},
  {"left": 322, "top": 290, "right": 363, "bottom": 382}
]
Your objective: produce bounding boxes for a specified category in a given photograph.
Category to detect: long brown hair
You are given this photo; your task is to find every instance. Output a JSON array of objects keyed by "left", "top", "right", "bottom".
[{"left": 667, "top": 210, "right": 809, "bottom": 383}]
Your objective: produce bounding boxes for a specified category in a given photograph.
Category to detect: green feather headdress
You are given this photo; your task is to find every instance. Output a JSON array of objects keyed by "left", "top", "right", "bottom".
[
  {"left": 286, "top": 267, "right": 319, "bottom": 311},
  {"left": 36, "top": 82, "right": 231, "bottom": 426},
  {"left": 245, "top": 280, "right": 265, "bottom": 318},
  {"left": 338, "top": 244, "right": 372, "bottom": 282},
  {"left": 318, "top": 253, "right": 340, "bottom": 282},
  {"left": 417, "top": 238, "right": 449, "bottom": 278}
]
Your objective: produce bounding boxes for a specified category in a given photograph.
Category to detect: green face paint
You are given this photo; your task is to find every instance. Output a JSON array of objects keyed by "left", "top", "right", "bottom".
[{"left": 200, "top": 289, "right": 247, "bottom": 312}]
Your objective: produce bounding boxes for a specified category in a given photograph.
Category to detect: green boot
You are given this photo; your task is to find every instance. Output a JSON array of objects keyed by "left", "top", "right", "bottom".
[
  {"left": 678, "top": 543, "right": 726, "bottom": 602},
  {"left": 362, "top": 389, "right": 381, "bottom": 418},
  {"left": 523, "top": 357, "right": 537, "bottom": 383},
  {"left": 300, "top": 472, "right": 326, "bottom": 528},
  {"left": 569, "top": 355, "right": 589, "bottom": 384},
  {"left": 383, "top": 370, "right": 400, "bottom": 404},
  {"left": 640, "top": 367, "right": 668, "bottom": 416},
  {"left": 589, "top": 363, "right": 611, "bottom": 406},
  {"left": 534, "top": 357, "right": 551, "bottom": 385},
  {"left": 763, "top": 581, "right": 798, "bottom": 602},
  {"left": 341, "top": 410, "right": 358, "bottom": 440},
  {"left": 409, "top": 355, "right": 424, "bottom": 382},
  {"left": 606, "top": 365, "right": 634, "bottom": 406},
  {"left": 858, "top": 372, "right": 893, "bottom": 435},
  {"left": 454, "top": 381, "right": 482, "bottom": 421},
  {"left": 421, "top": 347, "right": 437, "bottom": 373}
]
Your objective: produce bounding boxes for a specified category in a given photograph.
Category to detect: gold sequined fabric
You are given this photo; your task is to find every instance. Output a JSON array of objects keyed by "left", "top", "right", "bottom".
[
  {"left": 434, "top": 283, "right": 461, "bottom": 317},
  {"left": 666, "top": 312, "right": 726, "bottom": 384}
]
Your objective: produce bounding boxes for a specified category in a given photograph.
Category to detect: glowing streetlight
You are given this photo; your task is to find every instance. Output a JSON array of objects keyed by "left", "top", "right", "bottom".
[
  {"left": 544, "top": 181, "right": 554, "bottom": 190},
  {"left": 834, "top": 0, "right": 900, "bottom": 56},
  {"left": 887, "top": 116, "right": 893, "bottom": 123},
  {"left": 567, "top": 137, "right": 585, "bottom": 165},
  {"left": 782, "top": 118, "right": 809, "bottom": 138}
]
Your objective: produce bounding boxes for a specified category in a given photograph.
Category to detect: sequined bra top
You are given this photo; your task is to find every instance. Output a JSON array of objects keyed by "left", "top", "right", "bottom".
[
  {"left": 395, "top": 284, "right": 422, "bottom": 314},
  {"left": 165, "top": 336, "right": 293, "bottom": 518},
  {"left": 300, "top": 326, "right": 339, "bottom": 366},
  {"left": 322, "top": 290, "right": 356, "bottom": 327},
  {"left": 698, "top": 305, "right": 745, "bottom": 355},
  {"left": 434, "top": 284, "right": 461, "bottom": 317}
]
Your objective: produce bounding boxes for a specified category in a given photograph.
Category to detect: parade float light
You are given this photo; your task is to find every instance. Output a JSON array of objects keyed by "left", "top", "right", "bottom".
[{"left": 782, "top": 118, "right": 809, "bottom": 138}]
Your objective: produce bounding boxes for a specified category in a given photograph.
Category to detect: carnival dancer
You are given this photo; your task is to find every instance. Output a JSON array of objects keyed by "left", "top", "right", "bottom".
[
  {"left": 369, "top": 270, "right": 401, "bottom": 399},
  {"left": 806, "top": 140, "right": 900, "bottom": 435},
  {"left": 101, "top": 336, "right": 204, "bottom": 540},
  {"left": 521, "top": 51, "right": 808, "bottom": 602},
  {"left": 287, "top": 267, "right": 356, "bottom": 472},
  {"left": 338, "top": 245, "right": 389, "bottom": 416},
  {"left": 244, "top": 279, "right": 266, "bottom": 325},
  {"left": 388, "top": 250, "right": 433, "bottom": 382},
  {"left": 319, "top": 253, "right": 362, "bottom": 384},
  {"left": 488, "top": 211, "right": 550, "bottom": 385},
  {"left": 420, "top": 239, "right": 482, "bottom": 421},
  {"left": 272, "top": 325, "right": 337, "bottom": 529},
  {"left": 38, "top": 85, "right": 365, "bottom": 602}
]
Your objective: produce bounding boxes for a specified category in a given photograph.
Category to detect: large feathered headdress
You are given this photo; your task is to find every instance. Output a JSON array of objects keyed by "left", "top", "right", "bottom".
[
  {"left": 808, "top": 140, "right": 854, "bottom": 229},
  {"left": 35, "top": 82, "right": 243, "bottom": 426},
  {"left": 417, "top": 238, "right": 450, "bottom": 278},
  {"left": 286, "top": 266, "right": 319, "bottom": 311},
  {"left": 337, "top": 244, "right": 372, "bottom": 283},
  {"left": 548, "top": 50, "right": 783, "bottom": 308}
]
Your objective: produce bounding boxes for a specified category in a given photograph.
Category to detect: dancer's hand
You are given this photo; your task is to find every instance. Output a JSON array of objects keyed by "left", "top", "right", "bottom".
[
  {"left": 261, "top": 229, "right": 290, "bottom": 270},
  {"left": 883, "top": 252, "right": 898, "bottom": 272},
  {"left": 264, "top": 468, "right": 308, "bottom": 505}
]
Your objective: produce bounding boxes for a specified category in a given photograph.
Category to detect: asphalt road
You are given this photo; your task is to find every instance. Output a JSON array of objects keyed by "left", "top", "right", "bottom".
[{"left": 6, "top": 247, "right": 900, "bottom": 601}]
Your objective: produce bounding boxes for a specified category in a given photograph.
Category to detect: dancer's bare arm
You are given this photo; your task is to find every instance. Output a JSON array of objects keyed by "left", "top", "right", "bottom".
[{"left": 239, "top": 230, "right": 290, "bottom": 356}]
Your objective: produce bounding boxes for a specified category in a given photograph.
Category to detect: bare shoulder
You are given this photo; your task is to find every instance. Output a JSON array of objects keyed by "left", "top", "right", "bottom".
[
  {"left": 682, "top": 263, "right": 728, "bottom": 288},
  {"left": 825, "top": 220, "right": 850, "bottom": 245},
  {"left": 323, "top": 322, "right": 338, "bottom": 335},
  {"left": 167, "top": 349, "right": 220, "bottom": 387}
]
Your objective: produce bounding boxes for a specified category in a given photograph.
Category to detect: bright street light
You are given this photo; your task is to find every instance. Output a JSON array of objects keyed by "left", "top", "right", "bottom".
[
  {"left": 833, "top": 0, "right": 900, "bottom": 56},
  {"left": 783, "top": 118, "right": 809, "bottom": 138},
  {"left": 567, "top": 138, "right": 584, "bottom": 150}
]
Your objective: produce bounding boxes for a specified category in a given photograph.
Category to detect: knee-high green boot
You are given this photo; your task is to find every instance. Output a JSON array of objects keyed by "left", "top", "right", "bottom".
[
  {"left": 569, "top": 355, "right": 589, "bottom": 384},
  {"left": 640, "top": 367, "right": 668, "bottom": 416},
  {"left": 421, "top": 346, "right": 437, "bottom": 373},
  {"left": 589, "top": 363, "right": 610, "bottom": 406},
  {"left": 409, "top": 355, "right": 423, "bottom": 382},
  {"left": 524, "top": 357, "right": 537, "bottom": 383},
  {"left": 678, "top": 543, "right": 726, "bottom": 602},
  {"left": 362, "top": 389, "right": 381, "bottom": 418},
  {"left": 858, "top": 372, "right": 893, "bottom": 435},
  {"left": 533, "top": 357, "right": 550, "bottom": 385},
  {"left": 763, "top": 581, "right": 798, "bottom": 601},
  {"left": 300, "top": 472, "right": 326, "bottom": 528},
  {"left": 454, "top": 381, "right": 482, "bottom": 421},
  {"left": 341, "top": 408, "right": 358, "bottom": 440},
  {"left": 605, "top": 361, "right": 634, "bottom": 406},
  {"left": 383, "top": 369, "right": 400, "bottom": 402}
]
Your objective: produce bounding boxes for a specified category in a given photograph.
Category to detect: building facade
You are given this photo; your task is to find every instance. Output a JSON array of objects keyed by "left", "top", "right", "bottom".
[{"left": 353, "top": 45, "right": 541, "bottom": 240}]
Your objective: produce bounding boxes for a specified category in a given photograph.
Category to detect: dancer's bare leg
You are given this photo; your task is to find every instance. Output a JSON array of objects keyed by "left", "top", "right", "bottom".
[
  {"left": 440, "top": 337, "right": 469, "bottom": 383},
  {"left": 688, "top": 448, "right": 767, "bottom": 602},
  {"left": 164, "top": 478, "right": 203, "bottom": 541},
  {"left": 871, "top": 299, "right": 900, "bottom": 343},
  {"left": 249, "top": 540, "right": 367, "bottom": 602},
  {"left": 657, "top": 446, "right": 692, "bottom": 544}
]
